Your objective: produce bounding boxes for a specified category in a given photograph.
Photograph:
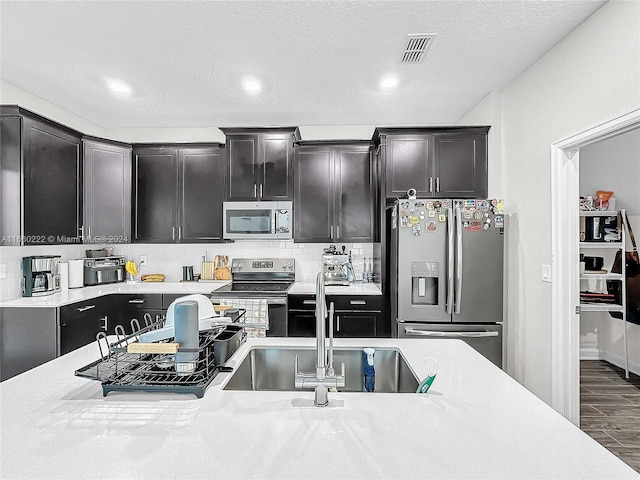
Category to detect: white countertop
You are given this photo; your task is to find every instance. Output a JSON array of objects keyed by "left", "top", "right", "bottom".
[
  {"left": 0, "top": 337, "right": 636, "bottom": 480},
  {"left": 0, "top": 281, "right": 228, "bottom": 308},
  {"left": 0, "top": 280, "right": 380, "bottom": 308},
  {"left": 288, "top": 282, "right": 381, "bottom": 295}
]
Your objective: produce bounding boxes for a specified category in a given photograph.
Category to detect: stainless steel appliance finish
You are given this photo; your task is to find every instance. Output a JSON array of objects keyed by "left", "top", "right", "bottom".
[
  {"left": 223, "top": 201, "right": 292, "bottom": 240},
  {"left": 83, "top": 256, "right": 125, "bottom": 286},
  {"left": 210, "top": 257, "right": 295, "bottom": 337},
  {"left": 322, "top": 247, "right": 351, "bottom": 285},
  {"left": 21, "top": 255, "right": 61, "bottom": 297},
  {"left": 391, "top": 199, "right": 505, "bottom": 367},
  {"left": 224, "top": 347, "right": 419, "bottom": 393}
]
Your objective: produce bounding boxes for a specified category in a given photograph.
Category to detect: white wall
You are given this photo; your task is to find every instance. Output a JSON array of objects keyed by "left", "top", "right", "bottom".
[{"left": 459, "top": 0, "right": 640, "bottom": 405}]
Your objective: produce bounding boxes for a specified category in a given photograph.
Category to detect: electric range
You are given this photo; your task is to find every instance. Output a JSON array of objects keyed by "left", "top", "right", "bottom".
[{"left": 210, "top": 258, "right": 296, "bottom": 336}]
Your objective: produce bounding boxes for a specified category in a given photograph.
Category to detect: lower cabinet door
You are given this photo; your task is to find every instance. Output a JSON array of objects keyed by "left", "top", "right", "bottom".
[
  {"left": 287, "top": 311, "right": 316, "bottom": 337},
  {"left": 59, "top": 314, "right": 103, "bottom": 355},
  {"left": 334, "top": 313, "right": 377, "bottom": 337}
]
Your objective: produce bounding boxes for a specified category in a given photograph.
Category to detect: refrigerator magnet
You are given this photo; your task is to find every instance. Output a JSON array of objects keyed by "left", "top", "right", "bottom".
[
  {"left": 438, "top": 214, "right": 446, "bottom": 222},
  {"left": 495, "top": 215, "right": 504, "bottom": 227},
  {"left": 474, "top": 211, "right": 484, "bottom": 221},
  {"left": 426, "top": 222, "right": 438, "bottom": 232}
]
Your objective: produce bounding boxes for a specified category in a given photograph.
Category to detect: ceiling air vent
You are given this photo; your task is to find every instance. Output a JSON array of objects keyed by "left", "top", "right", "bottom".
[{"left": 401, "top": 34, "right": 436, "bottom": 64}]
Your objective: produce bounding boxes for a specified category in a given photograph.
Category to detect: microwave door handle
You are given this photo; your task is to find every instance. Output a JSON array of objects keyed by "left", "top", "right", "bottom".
[{"left": 272, "top": 209, "right": 277, "bottom": 235}]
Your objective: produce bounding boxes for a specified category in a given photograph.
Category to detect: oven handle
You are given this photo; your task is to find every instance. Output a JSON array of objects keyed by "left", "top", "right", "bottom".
[
  {"left": 211, "top": 296, "right": 287, "bottom": 305},
  {"left": 404, "top": 328, "right": 499, "bottom": 338}
]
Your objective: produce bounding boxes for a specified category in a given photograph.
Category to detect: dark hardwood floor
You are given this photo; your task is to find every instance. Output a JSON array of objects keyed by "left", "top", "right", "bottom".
[{"left": 581, "top": 360, "right": 640, "bottom": 473}]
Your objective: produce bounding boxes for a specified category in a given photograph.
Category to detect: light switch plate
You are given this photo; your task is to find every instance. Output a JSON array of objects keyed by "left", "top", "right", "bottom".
[
  {"left": 140, "top": 256, "right": 147, "bottom": 266},
  {"left": 541, "top": 264, "right": 551, "bottom": 283}
]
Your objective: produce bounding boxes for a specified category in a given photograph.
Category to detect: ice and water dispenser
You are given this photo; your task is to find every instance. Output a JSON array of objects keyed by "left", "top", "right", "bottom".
[{"left": 410, "top": 261, "right": 439, "bottom": 305}]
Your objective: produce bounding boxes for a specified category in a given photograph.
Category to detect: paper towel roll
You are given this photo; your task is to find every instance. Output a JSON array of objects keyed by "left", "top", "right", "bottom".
[
  {"left": 68, "top": 259, "right": 84, "bottom": 289},
  {"left": 59, "top": 262, "right": 69, "bottom": 291}
]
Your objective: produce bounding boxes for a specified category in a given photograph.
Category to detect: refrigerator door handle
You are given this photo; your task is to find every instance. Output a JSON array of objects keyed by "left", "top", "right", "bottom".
[
  {"left": 404, "top": 328, "right": 499, "bottom": 338},
  {"left": 446, "top": 206, "right": 454, "bottom": 314},
  {"left": 454, "top": 205, "right": 463, "bottom": 314}
]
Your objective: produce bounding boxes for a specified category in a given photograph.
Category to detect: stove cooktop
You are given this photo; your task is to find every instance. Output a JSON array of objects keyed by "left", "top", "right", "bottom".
[{"left": 211, "top": 282, "right": 293, "bottom": 295}]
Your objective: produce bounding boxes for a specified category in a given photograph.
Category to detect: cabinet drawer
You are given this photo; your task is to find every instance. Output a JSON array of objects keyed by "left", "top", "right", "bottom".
[
  {"left": 119, "top": 294, "right": 163, "bottom": 310},
  {"left": 329, "top": 295, "right": 382, "bottom": 312},
  {"left": 162, "top": 293, "right": 201, "bottom": 309},
  {"left": 288, "top": 294, "right": 317, "bottom": 310},
  {"left": 60, "top": 299, "right": 103, "bottom": 321}
]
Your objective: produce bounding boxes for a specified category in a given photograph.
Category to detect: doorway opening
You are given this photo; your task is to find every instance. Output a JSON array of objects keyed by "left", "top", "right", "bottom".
[{"left": 551, "top": 108, "right": 640, "bottom": 426}]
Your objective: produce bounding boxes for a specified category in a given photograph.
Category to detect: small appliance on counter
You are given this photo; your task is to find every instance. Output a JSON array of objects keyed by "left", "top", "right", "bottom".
[
  {"left": 83, "top": 256, "right": 126, "bottom": 286},
  {"left": 21, "top": 255, "right": 61, "bottom": 297},
  {"left": 322, "top": 245, "right": 353, "bottom": 285}
]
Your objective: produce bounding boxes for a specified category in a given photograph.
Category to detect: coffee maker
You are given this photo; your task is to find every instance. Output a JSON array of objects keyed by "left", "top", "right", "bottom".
[
  {"left": 22, "top": 255, "right": 61, "bottom": 297},
  {"left": 322, "top": 245, "right": 353, "bottom": 285}
]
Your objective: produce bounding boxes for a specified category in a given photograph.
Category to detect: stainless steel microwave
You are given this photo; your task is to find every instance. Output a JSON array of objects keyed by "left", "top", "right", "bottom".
[{"left": 223, "top": 201, "right": 293, "bottom": 240}]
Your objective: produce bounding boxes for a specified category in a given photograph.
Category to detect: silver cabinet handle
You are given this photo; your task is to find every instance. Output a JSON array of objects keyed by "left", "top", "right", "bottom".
[
  {"left": 128, "top": 299, "right": 145, "bottom": 304},
  {"left": 330, "top": 225, "right": 334, "bottom": 240},
  {"left": 428, "top": 177, "right": 433, "bottom": 193},
  {"left": 172, "top": 226, "right": 176, "bottom": 240},
  {"left": 337, "top": 225, "right": 340, "bottom": 239},
  {"left": 77, "top": 305, "right": 96, "bottom": 312},
  {"left": 303, "top": 300, "right": 316, "bottom": 305},
  {"left": 260, "top": 184, "right": 263, "bottom": 198},
  {"left": 178, "top": 226, "right": 183, "bottom": 240},
  {"left": 436, "top": 176, "right": 440, "bottom": 193},
  {"left": 349, "top": 300, "right": 366, "bottom": 305},
  {"left": 336, "top": 315, "right": 340, "bottom": 332},
  {"left": 254, "top": 184, "right": 257, "bottom": 198},
  {"left": 405, "top": 328, "right": 499, "bottom": 338}
]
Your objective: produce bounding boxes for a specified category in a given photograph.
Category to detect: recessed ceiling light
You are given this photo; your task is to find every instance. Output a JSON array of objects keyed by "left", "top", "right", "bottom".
[
  {"left": 106, "top": 79, "right": 132, "bottom": 96},
  {"left": 242, "top": 76, "right": 262, "bottom": 94},
  {"left": 379, "top": 75, "right": 399, "bottom": 90}
]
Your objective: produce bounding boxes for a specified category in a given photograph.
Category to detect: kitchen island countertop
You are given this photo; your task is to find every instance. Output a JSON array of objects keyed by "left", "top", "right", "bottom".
[{"left": 0, "top": 336, "right": 636, "bottom": 480}]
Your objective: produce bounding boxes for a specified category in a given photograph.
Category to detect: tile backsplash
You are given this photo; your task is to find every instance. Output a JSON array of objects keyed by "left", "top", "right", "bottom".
[{"left": 0, "top": 241, "right": 374, "bottom": 300}]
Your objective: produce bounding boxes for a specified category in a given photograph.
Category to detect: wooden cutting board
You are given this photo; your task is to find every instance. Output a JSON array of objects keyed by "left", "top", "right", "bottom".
[{"left": 201, "top": 261, "right": 216, "bottom": 280}]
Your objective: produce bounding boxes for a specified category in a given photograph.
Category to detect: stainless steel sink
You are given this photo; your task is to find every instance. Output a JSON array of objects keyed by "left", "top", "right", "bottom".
[{"left": 223, "top": 347, "right": 419, "bottom": 393}]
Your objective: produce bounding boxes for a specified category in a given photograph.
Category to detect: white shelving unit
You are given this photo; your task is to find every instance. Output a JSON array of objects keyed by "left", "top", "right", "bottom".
[{"left": 579, "top": 209, "right": 628, "bottom": 378}]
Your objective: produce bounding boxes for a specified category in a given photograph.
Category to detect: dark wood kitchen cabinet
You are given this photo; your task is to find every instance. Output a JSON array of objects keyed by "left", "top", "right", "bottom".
[
  {"left": 287, "top": 294, "right": 380, "bottom": 337},
  {"left": 132, "top": 144, "right": 225, "bottom": 243},
  {"left": 294, "top": 141, "right": 375, "bottom": 243},
  {"left": 83, "top": 138, "right": 132, "bottom": 244},
  {"left": 0, "top": 106, "right": 82, "bottom": 245},
  {"left": 59, "top": 297, "right": 112, "bottom": 355},
  {"left": 374, "top": 127, "right": 489, "bottom": 200},
  {"left": 221, "top": 127, "right": 295, "bottom": 201}
]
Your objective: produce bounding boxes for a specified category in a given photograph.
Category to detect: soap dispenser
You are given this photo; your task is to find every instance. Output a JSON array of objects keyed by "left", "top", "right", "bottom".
[{"left": 363, "top": 347, "right": 375, "bottom": 392}]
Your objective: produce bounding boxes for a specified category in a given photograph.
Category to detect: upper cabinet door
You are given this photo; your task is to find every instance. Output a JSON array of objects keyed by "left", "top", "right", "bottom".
[
  {"left": 227, "top": 136, "right": 258, "bottom": 200},
  {"left": 433, "top": 134, "right": 487, "bottom": 199},
  {"left": 260, "top": 134, "right": 293, "bottom": 200},
  {"left": 133, "top": 148, "right": 178, "bottom": 243},
  {"left": 83, "top": 140, "right": 132, "bottom": 244},
  {"left": 335, "top": 146, "right": 375, "bottom": 242},
  {"left": 178, "top": 146, "right": 225, "bottom": 242},
  {"left": 385, "top": 136, "right": 433, "bottom": 198},
  {"left": 23, "top": 116, "right": 82, "bottom": 244},
  {"left": 0, "top": 116, "right": 22, "bottom": 245},
  {"left": 294, "top": 148, "right": 333, "bottom": 242}
]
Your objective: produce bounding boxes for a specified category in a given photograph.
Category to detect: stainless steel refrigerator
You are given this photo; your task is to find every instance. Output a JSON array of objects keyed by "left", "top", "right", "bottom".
[{"left": 391, "top": 198, "right": 505, "bottom": 367}]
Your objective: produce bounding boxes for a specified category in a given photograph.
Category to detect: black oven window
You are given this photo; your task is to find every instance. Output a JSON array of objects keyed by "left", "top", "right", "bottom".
[{"left": 227, "top": 210, "right": 272, "bottom": 233}]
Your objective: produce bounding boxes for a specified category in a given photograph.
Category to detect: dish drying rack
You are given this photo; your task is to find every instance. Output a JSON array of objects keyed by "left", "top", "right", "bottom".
[{"left": 75, "top": 312, "right": 246, "bottom": 398}]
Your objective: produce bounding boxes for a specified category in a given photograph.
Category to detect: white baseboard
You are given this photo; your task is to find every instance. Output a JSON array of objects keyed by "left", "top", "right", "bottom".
[
  {"left": 579, "top": 347, "right": 602, "bottom": 360},
  {"left": 602, "top": 351, "right": 640, "bottom": 377}
]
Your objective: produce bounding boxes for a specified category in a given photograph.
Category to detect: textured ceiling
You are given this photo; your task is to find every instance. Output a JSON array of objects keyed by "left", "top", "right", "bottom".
[{"left": 0, "top": 0, "right": 605, "bottom": 129}]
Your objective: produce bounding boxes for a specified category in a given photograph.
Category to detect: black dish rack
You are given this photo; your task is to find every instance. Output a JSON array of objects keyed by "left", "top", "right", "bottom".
[{"left": 75, "top": 315, "right": 245, "bottom": 398}]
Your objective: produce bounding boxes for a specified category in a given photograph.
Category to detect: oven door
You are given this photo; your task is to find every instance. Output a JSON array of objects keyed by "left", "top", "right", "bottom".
[{"left": 210, "top": 294, "right": 288, "bottom": 337}]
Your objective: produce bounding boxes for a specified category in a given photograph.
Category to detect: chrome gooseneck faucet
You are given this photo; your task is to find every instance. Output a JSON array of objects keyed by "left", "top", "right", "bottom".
[{"left": 294, "top": 272, "right": 346, "bottom": 406}]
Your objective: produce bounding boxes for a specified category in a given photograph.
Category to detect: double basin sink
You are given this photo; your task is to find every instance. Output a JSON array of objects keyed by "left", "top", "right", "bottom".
[{"left": 223, "top": 346, "right": 419, "bottom": 393}]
